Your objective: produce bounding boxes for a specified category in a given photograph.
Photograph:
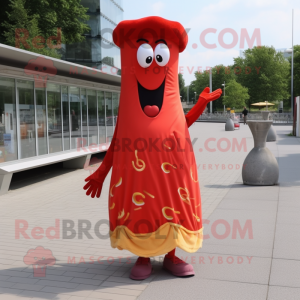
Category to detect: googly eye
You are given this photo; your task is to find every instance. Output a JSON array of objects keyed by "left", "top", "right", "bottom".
[
  {"left": 137, "top": 44, "right": 153, "bottom": 68},
  {"left": 154, "top": 43, "right": 170, "bottom": 67}
]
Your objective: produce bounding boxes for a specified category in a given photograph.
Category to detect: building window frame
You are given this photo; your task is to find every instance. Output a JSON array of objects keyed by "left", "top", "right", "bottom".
[{"left": 0, "top": 74, "right": 120, "bottom": 164}]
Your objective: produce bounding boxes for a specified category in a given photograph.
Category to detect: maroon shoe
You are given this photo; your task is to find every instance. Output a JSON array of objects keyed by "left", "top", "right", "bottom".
[
  {"left": 163, "top": 255, "right": 195, "bottom": 277},
  {"left": 130, "top": 257, "right": 152, "bottom": 280}
]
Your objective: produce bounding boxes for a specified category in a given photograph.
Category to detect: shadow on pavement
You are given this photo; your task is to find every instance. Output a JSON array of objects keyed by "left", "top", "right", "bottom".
[
  {"left": 9, "top": 163, "right": 76, "bottom": 191},
  {"left": 0, "top": 257, "right": 173, "bottom": 299},
  {"left": 9, "top": 152, "right": 107, "bottom": 191}
]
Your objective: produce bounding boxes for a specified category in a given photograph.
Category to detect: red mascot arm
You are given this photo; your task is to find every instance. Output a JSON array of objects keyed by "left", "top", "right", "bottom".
[
  {"left": 83, "top": 120, "right": 119, "bottom": 198},
  {"left": 185, "top": 87, "right": 222, "bottom": 128}
]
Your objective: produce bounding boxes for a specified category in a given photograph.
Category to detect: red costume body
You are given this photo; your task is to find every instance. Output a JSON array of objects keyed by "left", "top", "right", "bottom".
[{"left": 84, "top": 17, "right": 222, "bottom": 259}]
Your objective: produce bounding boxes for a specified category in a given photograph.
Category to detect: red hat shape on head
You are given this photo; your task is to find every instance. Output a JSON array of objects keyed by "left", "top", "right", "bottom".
[
  {"left": 113, "top": 16, "right": 188, "bottom": 53},
  {"left": 112, "top": 16, "right": 188, "bottom": 120}
]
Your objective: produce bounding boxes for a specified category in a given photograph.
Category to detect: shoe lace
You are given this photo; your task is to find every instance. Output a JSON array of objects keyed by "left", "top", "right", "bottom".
[{"left": 136, "top": 257, "right": 150, "bottom": 265}]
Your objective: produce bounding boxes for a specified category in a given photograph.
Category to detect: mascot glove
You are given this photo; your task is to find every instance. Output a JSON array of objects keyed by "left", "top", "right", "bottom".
[
  {"left": 83, "top": 162, "right": 109, "bottom": 198},
  {"left": 198, "top": 87, "right": 222, "bottom": 104}
]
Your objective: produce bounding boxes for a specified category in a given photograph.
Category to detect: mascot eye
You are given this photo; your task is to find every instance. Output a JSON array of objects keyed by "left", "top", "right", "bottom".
[
  {"left": 154, "top": 43, "right": 170, "bottom": 67},
  {"left": 137, "top": 44, "right": 153, "bottom": 68}
]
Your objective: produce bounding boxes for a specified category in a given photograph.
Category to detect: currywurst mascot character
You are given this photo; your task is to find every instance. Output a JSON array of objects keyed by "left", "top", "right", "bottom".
[{"left": 84, "top": 16, "right": 222, "bottom": 280}]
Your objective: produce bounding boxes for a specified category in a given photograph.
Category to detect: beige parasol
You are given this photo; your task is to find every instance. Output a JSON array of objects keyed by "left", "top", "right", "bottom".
[{"left": 251, "top": 102, "right": 275, "bottom": 110}]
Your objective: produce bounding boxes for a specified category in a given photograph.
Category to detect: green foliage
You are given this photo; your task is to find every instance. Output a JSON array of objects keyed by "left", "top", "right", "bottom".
[
  {"left": 193, "top": 70, "right": 209, "bottom": 102},
  {"left": 3, "top": 0, "right": 61, "bottom": 58},
  {"left": 1, "top": 0, "right": 90, "bottom": 57},
  {"left": 223, "top": 79, "right": 250, "bottom": 109},
  {"left": 187, "top": 46, "right": 295, "bottom": 112},
  {"left": 185, "top": 80, "right": 197, "bottom": 103},
  {"left": 178, "top": 73, "right": 186, "bottom": 101},
  {"left": 23, "top": 0, "right": 90, "bottom": 44},
  {"left": 192, "top": 65, "right": 235, "bottom": 110},
  {"left": 288, "top": 45, "right": 300, "bottom": 98},
  {"left": 234, "top": 46, "right": 290, "bottom": 107}
]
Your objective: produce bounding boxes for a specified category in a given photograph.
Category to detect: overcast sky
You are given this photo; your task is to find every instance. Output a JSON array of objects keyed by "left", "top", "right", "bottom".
[{"left": 123, "top": 0, "right": 300, "bottom": 86}]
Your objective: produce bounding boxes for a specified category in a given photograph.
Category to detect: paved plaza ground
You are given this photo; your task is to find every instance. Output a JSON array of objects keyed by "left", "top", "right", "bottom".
[{"left": 0, "top": 122, "right": 300, "bottom": 300}]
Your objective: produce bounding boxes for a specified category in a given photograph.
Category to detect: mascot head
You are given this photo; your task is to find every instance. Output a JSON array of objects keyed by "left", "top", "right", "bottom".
[{"left": 113, "top": 17, "right": 188, "bottom": 118}]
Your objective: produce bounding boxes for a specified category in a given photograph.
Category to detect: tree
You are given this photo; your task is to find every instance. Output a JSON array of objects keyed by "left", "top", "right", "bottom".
[
  {"left": 223, "top": 79, "right": 249, "bottom": 109},
  {"left": 288, "top": 45, "right": 300, "bottom": 101},
  {"left": 193, "top": 70, "right": 209, "bottom": 103},
  {"left": 186, "top": 80, "right": 197, "bottom": 103},
  {"left": 3, "top": 0, "right": 60, "bottom": 58},
  {"left": 192, "top": 65, "right": 235, "bottom": 110},
  {"left": 178, "top": 73, "right": 186, "bottom": 101},
  {"left": 234, "top": 46, "right": 290, "bottom": 108},
  {"left": 1, "top": 0, "right": 90, "bottom": 57}
]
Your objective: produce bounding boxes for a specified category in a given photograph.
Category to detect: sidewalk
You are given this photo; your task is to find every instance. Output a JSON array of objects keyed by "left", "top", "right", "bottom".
[{"left": 0, "top": 123, "right": 299, "bottom": 300}]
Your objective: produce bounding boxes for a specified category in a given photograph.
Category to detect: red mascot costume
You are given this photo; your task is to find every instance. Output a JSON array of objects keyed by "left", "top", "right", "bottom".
[{"left": 84, "top": 16, "right": 222, "bottom": 280}]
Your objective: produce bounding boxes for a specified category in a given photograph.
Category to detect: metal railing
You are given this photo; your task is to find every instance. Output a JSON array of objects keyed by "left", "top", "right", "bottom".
[{"left": 198, "top": 112, "right": 293, "bottom": 123}]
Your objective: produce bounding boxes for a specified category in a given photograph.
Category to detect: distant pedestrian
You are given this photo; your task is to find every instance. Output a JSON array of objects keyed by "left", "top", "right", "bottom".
[
  {"left": 242, "top": 106, "right": 248, "bottom": 125},
  {"left": 71, "top": 110, "right": 79, "bottom": 131}
]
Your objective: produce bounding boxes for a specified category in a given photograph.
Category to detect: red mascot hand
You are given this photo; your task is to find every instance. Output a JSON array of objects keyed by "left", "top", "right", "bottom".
[
  {"left": 185, "top": 87, "right": 222, "bottom": 128},
  {"left": 83, "top": 159, "right": 111, "bottom": 198},
  {"left": 199, "top": 87, "right": 222, "bottom": 103},
  {"left": 84, "top": 122, "right": 119, "bottom": 198}
]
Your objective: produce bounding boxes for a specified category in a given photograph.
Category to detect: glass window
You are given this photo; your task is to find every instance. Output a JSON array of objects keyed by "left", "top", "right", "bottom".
[
  {"left": 100, "top": 0, "right": 123, "bottom": 25},
  {"left": 0, "top": 77, "right": 18, "bottom": 163},
  {"left": 90, "top": 39, "right": 102, "bottom": 63},
  {"left": 47, "top": 83, "right": 62, "bottom": 154},
  {"left": 17, "top": 80, "right": 36, "bottom": 159},
  {"left": 101, "top": 43, "right": 121, "bottom": 69},
  {"left": 62, "top": 86, "right": 70, "bottom": 151},
  {"left": 88, "top": 15, "right": 100, "bottom": 37},
  {"left": 81, "top": 0, "right": 100, "bottom": 12},
  {"left": 105, "top": 91, "right": 113, "bottom": 142},
  {"left": 65, "top": 40, "right": 92, "bottom": 61},
  {"left": 112, "top": 92, "right": 119, "bottom": 129},
  {"left": 81, "top": 88, "right": 88, "bottom": 147},
  {"left": 70, "top": 86, "right": 81, "bottom": 149},
  {"left": 35, "top": 87, "right": 47, "bottom": 155},
  {"left": 65, "top": 39, "right": 101, "bottom": 63},
  {"left": 100, "top": 16, "right": 115, "bottom": 42},
  {"left": 88, "top": 90, "right": 97, "bottom": 145},
  {"left": 97, "top": 91, "right": 105, "bottom": 144},
  {"left": 114, "top": 0, "right": 123, "bottom": 8}
]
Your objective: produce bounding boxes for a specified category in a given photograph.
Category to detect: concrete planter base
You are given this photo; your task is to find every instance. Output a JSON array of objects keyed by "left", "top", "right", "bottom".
[
  {"left": 225, "top": 118, "right": 234, "bottom": 131},
  {"left": 267, "top": 125, "right": 277, "bottom": 142},
  {"left": 242, "top": 120, "right": 279, "bottom": 186},
  {"left": 261, "top": 111, "right": 270, "bottom": 120}
]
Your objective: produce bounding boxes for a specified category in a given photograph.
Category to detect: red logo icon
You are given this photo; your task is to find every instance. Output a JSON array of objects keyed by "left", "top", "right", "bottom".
[
  {"left": 23, "top": 246, "right": 56, "bottom": 277},
  {"left": 24, "top": 56, "right": 57, "bottom": 88}
]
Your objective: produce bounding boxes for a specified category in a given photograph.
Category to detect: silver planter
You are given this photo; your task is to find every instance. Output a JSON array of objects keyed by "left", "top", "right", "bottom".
[
  {"left": 267, "top": 125, "right": 277, "bottom": 142},
  {"left": 261, "top": 111, "right": 277, "bottom": 142},
  {"left": 242, "top": 120, "right": 279, "bottom": 185},
  {"left": 261, "top": 111, "right": 270, "bottom": 120},
  {"left": 225, "top": 118, "right": 234, "bottom": 131}
]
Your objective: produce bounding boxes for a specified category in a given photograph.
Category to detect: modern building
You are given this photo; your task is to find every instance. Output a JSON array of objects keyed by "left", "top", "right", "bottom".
[
  {"left": 276, "top": 48, "right": 293, "bottom": 59},
  {"left": 0, "top": 43, "right": 120, "bottom": 195},
  {"left": 62, "top": 0, "right": 123, "bottom": 72}
]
